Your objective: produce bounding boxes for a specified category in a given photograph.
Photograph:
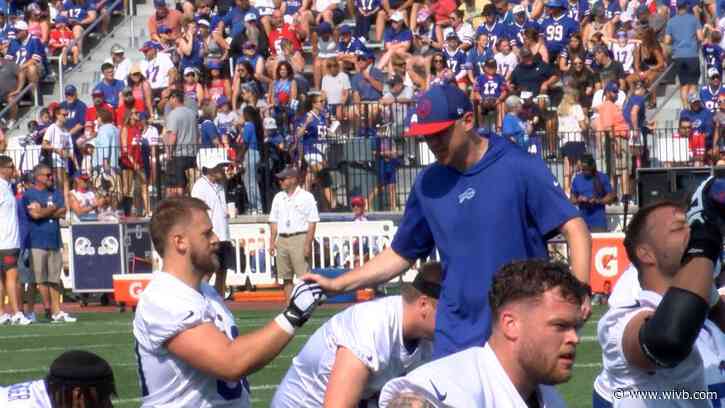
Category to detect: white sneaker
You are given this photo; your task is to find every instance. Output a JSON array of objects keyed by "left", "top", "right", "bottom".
[
  {"left": 0, "top": 313, "right": 11, "bottom": 325},
  {"left": 51, "top": 311, "right": 77, "bottom": 323},
  {"left": 11, "top": 312, "right": 31, "bottom": 326}
]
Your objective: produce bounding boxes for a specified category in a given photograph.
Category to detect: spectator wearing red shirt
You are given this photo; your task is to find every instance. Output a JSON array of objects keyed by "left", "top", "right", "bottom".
[
  {"left": 147, "top": 0, "right": 183, "bottom": 42},
  {"left": 82, "top": 90, "right": 114, "bottom": 142},
  {"left": 48, "top": 16, "right": 78, "bottom": 66},
  {"left": 267, "top": 10, "right": 305, "bottom": 74}
]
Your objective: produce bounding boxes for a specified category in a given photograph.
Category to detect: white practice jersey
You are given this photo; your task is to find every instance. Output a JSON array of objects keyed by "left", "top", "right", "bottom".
[
  {"left": 378, "top": 343, "right": 566, "bottom": 408},
  {"left": 607, "top": 264, "right": 641, "bottom": 309},
  {"left": 610, "top": 42, "right": 636, "bottom": 73},
  {"left": 133, "top": 272, "right": 251, "bottom": 408},
  {"left": 139, "top": 53, "right": 175, "bottom": 90},
  {"left": 494, "top": 52, "right": 518, "bottom": 79},
  {"left": 593, "top": 290, "right": 710, "bottom": 407},
  {"left": 0, "top": 380, "right": 52, "bottom": 407},
  {"left": 272, "top": 296, "right": 432, "bottom": 408}
]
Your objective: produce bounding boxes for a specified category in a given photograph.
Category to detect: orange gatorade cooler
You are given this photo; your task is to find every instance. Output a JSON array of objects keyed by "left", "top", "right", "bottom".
[{"left": 112, "top": 274, "right": 153, "bottom": 307}]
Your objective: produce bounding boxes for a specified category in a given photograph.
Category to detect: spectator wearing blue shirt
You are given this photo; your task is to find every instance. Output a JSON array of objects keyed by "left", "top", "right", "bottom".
[
  {"left": 506, "top": 5, "right": 539, "bottom": 48},
  {"left": 92, "top": 108, "right": 120, "bottom": 172},
  {"left": 63, "top": 0, "right": 97, "bottom": 50},
  {"left": 199, "top": 105, "right": 220, "bottom": 147},
  {"left": 351, "top": 52, "right": 385, "bottom": 135},
  {"left": 680, "top": 92, "right": 715, "bottom": 164},
  {"left": 378, "top": 11, "right": 412, "bottom": 70},
  {"left": 22, "top": 164, "right": 76, "bottom": 323},
  {"left": 699, "top": 68, "right": 724, "bottom": 112},
  {"left": 59, "top": 85, "right": 87, "bottom": 154},
  {"left": 566, "top": 0, "right": 591, "bottom": 22},
  {"left": 476, "top": 4, "right": 511, "bottom": 49},
  {"left": 539, "top": 0, "right": 580, "bottom": 58},
  {"left": 8, "top": 20, "right": 46, "bottom": 85},
  {"left": 352, "top": 0, "right": 382, "bottom": 42},
  {"left": 570, "top": 155, "right": 616, "bottom": 232},
  {"left": 502, "top": 95, "right": 541, "bottom": 157},
  {"left": 241, "top": 106, "right": 263, "bottom": 213},
  {"left": 93, "top": 63, "right": 125, "bottom": 108},
  {"left": 465, "top": 33, "right": 494, "bottom": 81},
  {"left": 304, "top": 83, "right": 592, "bottom": 358},
  {"left": 221, "top": 0, "right": 260, "bottom": 42},
  {"left": 623, "top": 81, "right": 647, "bottom": 145},
  {"left": 665, "top": 0, "right": 704, "bottom": 107},
  {"left": 336, "top": 25, "right": 369, "bottom": 68}
]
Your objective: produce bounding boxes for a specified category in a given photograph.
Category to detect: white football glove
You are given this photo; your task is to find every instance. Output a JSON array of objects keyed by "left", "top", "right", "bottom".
[{"left": 282, "top": 282, "right": 326, "bottom": 328}]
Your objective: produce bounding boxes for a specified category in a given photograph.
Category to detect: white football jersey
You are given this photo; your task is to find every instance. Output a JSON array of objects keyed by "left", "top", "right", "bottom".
[
  {"left": 272, "top": 296, "right": 433, "bottom": 408},
  {"left": 593, "top": 290, "right": 710, "bottom": 407},
  {"left": 610, "top": 42, "right": 636, "bottom": 73},
  {"left": 607, "top": 264, "right": 641, "bottom": 309},
  {"left": 378, "top": 344, "right": 567, "bottom": 408},
  {"left": 0, "top": 380, "right": 52, "bottom": 408},
  {"left": 697, "top": 320, "right": 725, "bottom": 407},
  {"left": 494, "top": 52, "right": 518, "bottom": 78},
  {"left": 139, "top": 53, "right": 175, "bottom": 90},
  {"left": 133, "top": 272, "right": 250, "bottom": 408}
]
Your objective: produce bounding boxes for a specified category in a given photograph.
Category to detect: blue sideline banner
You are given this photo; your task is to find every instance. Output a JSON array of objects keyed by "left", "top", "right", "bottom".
[{"left": 70, "top": 223, "right": 125, "bottom": 292}]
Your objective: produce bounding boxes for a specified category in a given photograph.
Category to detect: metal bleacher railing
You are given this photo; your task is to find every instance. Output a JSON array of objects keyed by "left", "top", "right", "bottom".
[{"left": 3, "top": 99, "right": 708, "bottom": 213}]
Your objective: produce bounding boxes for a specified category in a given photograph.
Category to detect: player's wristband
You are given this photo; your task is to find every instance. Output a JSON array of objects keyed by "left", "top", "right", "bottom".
[{"left": 274, "top": 313, "right": 296, "bottom": 336}]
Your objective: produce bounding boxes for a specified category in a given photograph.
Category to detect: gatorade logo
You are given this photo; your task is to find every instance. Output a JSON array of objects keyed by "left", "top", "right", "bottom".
[
  {"left": 129, "top": 282, "right": 145, "bottom": 299},
  {"left": 595, "top": 246, "right": 618, "bottom": 278}
]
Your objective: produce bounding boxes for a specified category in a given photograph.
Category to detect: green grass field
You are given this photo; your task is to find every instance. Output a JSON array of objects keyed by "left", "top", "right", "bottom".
[{"left": 0, "top": 304, "right": 606, "bottom": 407}]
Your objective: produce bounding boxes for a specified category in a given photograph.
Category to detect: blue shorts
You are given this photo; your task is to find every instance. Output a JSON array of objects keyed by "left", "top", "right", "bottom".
[{"left": 377, "top": 158, "right": 398, "bottom": 185}]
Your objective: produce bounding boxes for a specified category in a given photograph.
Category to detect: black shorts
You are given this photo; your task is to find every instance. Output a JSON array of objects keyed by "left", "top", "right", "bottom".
[
  {"left": 674, "top": 58, "right": 700, "bottom": 85},
  {"left": 560, "top": 141, "right": 586, "bottom": 161},
  {"left": 0, "top": 248, "right": 19, "bottom": 273},
  {"left": 166, "top": 156, "right": 195, "bottom": 188}
]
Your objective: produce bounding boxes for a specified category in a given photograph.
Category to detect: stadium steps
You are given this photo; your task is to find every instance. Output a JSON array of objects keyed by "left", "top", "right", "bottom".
[{"left": 7, "top": 0, "right": 152, "bottom": 143}]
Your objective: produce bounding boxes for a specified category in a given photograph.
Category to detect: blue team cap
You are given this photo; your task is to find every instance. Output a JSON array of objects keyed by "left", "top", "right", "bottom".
[
  {"left": 605, "top": 80, "right": 619, "bottom": 94},
  {"left": 545, "top": 0, "right": 565, "bottom": 8},
  {"left": 405, "top": 82, "right": 473, "bottom": 137},
  {"left": 64, "top": 84, "right": 77, "bottom": 96},
  {"left": 356, "top": 49, "right": 375, "bottom": 61},
  {"left": 140, "top": 40, "right": 162, "bottom": 52},
  {"left": 339, "top": 25, "right": 353, "bottom": 34},
  {"left": 216, "top": 95, "right": 229, "bottom": 107},
  {"left": 317, "top": 21, "right": 332, "bottom": 34},
  {"left": 154, "top": 0, "right": 167, "bottom": 7},
  {"left": 138, "top": 111, "right": 149, "bottom": 121},
  {"left": 207, "top": 60, "right": 222, "bottom": 70}
]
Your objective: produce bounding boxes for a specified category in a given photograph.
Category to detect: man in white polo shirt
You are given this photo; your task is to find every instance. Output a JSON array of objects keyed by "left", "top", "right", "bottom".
[
  {"left": 0, "top": 156, "right": 30, "bottom": 325},
  {"left": 191, "top": 156, "right": 233, "bottom": 297},
  {"left": 269, "top": 166, "right": 320, "bottom": 300}
]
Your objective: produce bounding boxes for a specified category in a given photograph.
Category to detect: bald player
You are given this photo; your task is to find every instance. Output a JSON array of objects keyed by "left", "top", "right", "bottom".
[
  {"left": 379, "top": 260, "right": 587, "bottom": 407},
  {"left": 272, "top": 263, "right": 442, "bottom": 408}
]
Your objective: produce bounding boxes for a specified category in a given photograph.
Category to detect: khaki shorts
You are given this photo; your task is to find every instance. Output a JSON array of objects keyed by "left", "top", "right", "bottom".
[
  {"left": 29, "top": 249, "right": 63, "bottom": 284},
  {"left": 276, "top": 234, "right": 309, "bottom": 281}
]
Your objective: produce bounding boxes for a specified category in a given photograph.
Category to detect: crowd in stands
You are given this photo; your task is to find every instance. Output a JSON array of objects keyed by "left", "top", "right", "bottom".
[{"left": 2, "top": 0, "right": 725, "bottom": 217}]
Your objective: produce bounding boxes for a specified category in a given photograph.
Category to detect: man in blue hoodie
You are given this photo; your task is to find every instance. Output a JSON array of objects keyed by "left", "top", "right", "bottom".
[{"left": 305, "top": 82, "right": 592, "bottom": 359}]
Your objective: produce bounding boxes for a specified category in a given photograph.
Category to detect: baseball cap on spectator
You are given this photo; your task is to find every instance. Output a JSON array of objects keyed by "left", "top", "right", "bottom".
[
  {"left": 140, "top": 40, "right": 161, "bottom": 52},
  {"left": 244, "top": 13, "right": 257, "bottom": 22},
  {"left": 276, "top": 166, "right": 300, "bottom": 179},
  {"left": 111, "top": 44, "right": 124, "bottom": 54},
  {"left": 153, "top": 0, "right": 166, "bottom": 7},
  {"left": 351, "top": 196, "right": 364, "bottom": 207},
  {"left": 416, "top": 8, "right": 431, "bottom": 22},
  {"left": 198, "top": 19, "right": 210, "bottom": 28},
  {"left": 55, "top": 15, "right": 69, "bottom": 25},
  {"left": 138, "top": 111, "right": 149, "bottom": 121},
  {"left": 512, "top": 4, "right": 526, "bottom": 14},
  {"left": 184, "top": 67, "right": 198, "bottom": 76},
  {"left": 445, "top": 31, "right": 459, "bottom": 41},
  {"left": 216, "top": 95, "right": 229, "bottom": 107},
  {"left": 356, "top": 50, "right": 375, "bottom": 61},
  {"left": 209, "top": 61, "right": 224, "bottom": 72},
  {"left": 406, "top": 82, "right": 472, "bottom": 137},
  {"left": 604, "top": 81, "right": 619, "bottom": 94},
  {"left": 317, "top": 21, "right": 332, "bottom": 34},
  {"left": 688, "top": 92, "right": 701, "bottom": 103},
  {"left": 708, "top": 67, "right": 720, "bottom": 78},
  {"left": 340, "top": 25, "right": 353, "bottom": 35},
  {"left": 616, "top": 31, "right": 626, "bottom": 38},
  {"left": 242, "top": 41, "right": 256, "bottom": 50},
  {"left": 158, "top": 25, "right": 172, "bottom": 34},
  {"left": 263, "top": 117, "right": 277, "bottom": 130},
  {"left": 390, "top": 10, "right": 405, "bottom": 22},
  {"left": 14, "top": 21, "right": 28, "bottom": 31},
  {"left": 65, "top": 84, "right": 77, "bottom": 96},
  {"left": 92, "top": 89, "right": 104, "bottom": 98},
  {"left": 202, "top": 156, "right": 230, "bottom": 170},
  {"left": 545, "top": 0, "right": 565, "bottom": 8}
]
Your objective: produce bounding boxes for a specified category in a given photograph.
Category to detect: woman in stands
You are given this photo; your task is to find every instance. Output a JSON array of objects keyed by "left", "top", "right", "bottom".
[
  {"left": 126, "top": 63, "right": 153, "bottom": 115},
  {"left": 119, "top": 109, "right": 149, "bottom": 217},
  {"left": 182, "top": 66, "right": 205, "bottom": 114},
  {"left": 206, "top": 59, "right": 232, "bottom": 106},
  {"left": 26, "top": 3, "right": 50, "bottom": 45},
  {"left": 522, "top": 27, "right": 549, "bottom": 64},
  {"left": 269, "top": 61, "right": 299, "bottom": 129},
  {"left": 558, "top": 33, "right": 587, "bottom": 74},
  {"left": 231, "top": 61, "right": 261, "bottom": 111},
  {"left": 563, "top": 55, "right": 596, "bottom": 111},
  {"left": 240, "top": 106, "right": 264, "bottom": 214},
  {"left": 628, "top": 26, "right": 665, "bottom": 107},
  {"left": 557, "top": 90, "right": 589, "bottom": 197}
]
